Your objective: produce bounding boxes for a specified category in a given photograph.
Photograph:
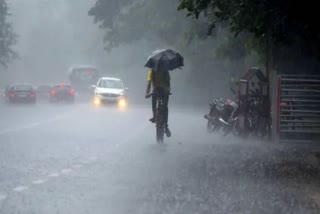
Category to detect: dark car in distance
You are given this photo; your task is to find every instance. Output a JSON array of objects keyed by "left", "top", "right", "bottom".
[
  {"left": 36, "top": 85, "right": 51, "bottom": 100},
  {"left": 5, "top": 84, "right": 37, "bottom": 104},
  {"left": 49, "top": 84, "right": 75, "bottom": 103}
]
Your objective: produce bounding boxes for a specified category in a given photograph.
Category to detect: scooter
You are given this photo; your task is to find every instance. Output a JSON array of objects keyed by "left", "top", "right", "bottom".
[
  {"left": 204, "top": 98, "right": 225, "bottom": 133},
  {"left": 217, "top": 88, "right": 240, "bottom": 136}
]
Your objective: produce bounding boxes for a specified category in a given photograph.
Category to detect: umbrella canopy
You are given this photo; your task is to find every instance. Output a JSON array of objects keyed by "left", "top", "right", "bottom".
[{"left": 144, "top": 49, "right": 184, "bottom": 71}]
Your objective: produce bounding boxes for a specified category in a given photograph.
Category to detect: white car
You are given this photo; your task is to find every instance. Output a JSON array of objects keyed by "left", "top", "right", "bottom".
[{"left": 93, "top": 77, "right": 128, "bottom": 108}]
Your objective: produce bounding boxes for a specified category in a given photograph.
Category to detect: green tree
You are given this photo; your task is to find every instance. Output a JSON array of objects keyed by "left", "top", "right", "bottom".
[
  {"left": 178, "top": 0, "right": 320, "bottom": 59},
  {"left": 0, "top": 0, "right": 17, "bottom": 67},
  {"left": 89, "top": 0, "right": 196, "bottom": 50},
  {"left": 88, "top": 0, "right": 260, "bottom": 89},
  {"left": 88, "top": 0, "right": 258, "bottom": 65}
]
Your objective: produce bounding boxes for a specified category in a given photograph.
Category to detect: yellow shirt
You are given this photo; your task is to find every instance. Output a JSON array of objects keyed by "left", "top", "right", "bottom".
[{"left": 147, "top": 70, "right": 170, "bottom": 89}]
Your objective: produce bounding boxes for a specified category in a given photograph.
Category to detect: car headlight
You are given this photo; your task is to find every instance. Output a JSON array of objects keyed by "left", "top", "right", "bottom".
[
  {"left": 94, "top": 96, "right": 101, "bottom": 106},
  {"left": 117, "top": 98, "right": 127, "bottom": 109}
]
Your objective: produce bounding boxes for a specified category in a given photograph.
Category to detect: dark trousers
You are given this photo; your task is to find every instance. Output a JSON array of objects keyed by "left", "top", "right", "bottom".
[{"left": 152, "top": 93, "right": 169, "bottom": 126}]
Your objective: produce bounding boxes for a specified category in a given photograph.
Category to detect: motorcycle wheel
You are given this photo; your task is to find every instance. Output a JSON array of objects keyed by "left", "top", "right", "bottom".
[
  {"left": 207, "top": 120, "right": 215, "bottom": 133},
  {"left": 233, "top": 118, "right": 252, "bottom": 137},
  {"left": 233, "top": 119, "right": 242, "bottom": 136},
  {"left": 222, "top": 125, "right": 231, "bottom": 136}
]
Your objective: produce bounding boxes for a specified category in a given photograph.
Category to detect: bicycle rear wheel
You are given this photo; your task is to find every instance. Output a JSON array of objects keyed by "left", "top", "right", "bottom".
[
  {"left": 156, "top": 126, "right": 164, "bottom": 143},
  {"left": 156, "top": 110, "right": 164, "bottom": 143}
]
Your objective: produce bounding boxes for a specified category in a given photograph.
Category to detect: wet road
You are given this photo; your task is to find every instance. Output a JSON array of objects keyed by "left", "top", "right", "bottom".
[{"left": 0, "top": 100, "right": 320, "bottom": 214}]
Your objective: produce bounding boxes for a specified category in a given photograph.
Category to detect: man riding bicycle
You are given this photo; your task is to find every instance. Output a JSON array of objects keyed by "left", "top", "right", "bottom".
[{"left": 145, "top": 68, "right": 171, "bottom": 137}]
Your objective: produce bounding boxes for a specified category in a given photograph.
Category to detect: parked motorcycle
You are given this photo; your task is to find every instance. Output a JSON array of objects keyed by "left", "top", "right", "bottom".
[
  {"left": 204, "top": 98, "right": 225, "bottom": 133},
  {"left": 217, "top": 88, "right": 240, "bottom": 136},
  {"left": 218, "top": 98, "right": 239, "bottom": 136}
]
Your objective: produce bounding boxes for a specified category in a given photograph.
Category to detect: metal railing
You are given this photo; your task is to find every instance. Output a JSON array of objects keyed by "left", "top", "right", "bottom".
[{"left": 276, "top": 75, "right": 320, "bottom": 144}]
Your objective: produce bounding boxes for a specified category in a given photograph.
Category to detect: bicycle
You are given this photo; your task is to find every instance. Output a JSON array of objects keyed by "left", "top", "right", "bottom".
[
  {"left": 233, "top": 98, "right": 268, "bottom": 138},
  {"left": 147, "top": 92, "right": 170, "bottom": 143}
]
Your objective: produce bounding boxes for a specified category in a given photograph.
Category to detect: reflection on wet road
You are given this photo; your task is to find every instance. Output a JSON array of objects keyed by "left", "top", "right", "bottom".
[{"left": 0, "top": 102, "right": 319, "bottom": 214}]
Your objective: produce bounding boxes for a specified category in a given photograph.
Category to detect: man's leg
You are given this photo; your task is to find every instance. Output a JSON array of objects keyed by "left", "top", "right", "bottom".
[{"left": 163, "top": 95, "right": 169, "bottom": 125}]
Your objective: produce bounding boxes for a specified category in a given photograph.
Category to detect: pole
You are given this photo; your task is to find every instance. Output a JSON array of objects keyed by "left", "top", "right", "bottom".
[{"left": 266, "top": 31, "right": 272, "bottom": 140}]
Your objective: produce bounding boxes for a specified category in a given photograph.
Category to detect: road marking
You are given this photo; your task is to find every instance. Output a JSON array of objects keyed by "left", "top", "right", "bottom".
[
  {"left": 0, "top": 194, "right": 7, "bottom": 201},
  {"left": 82, "top": 160, "right": 91, "bottom": 165},
  {"left": 32, "top": 179, "right": 46, "bottom": 185},
  {"left": 48, "top": 173, "right": 60, "bottom": 178},
  {"left": 72, "top": 164, "right": 82, "bottom": 169},
  {"left": 61, "top": 168, "right": 72, "bottom": 174},
  {"left": 89, "top": 156, "right": 98, "bottom": 162},
  {"left": 45, "top": 114, "right": 69, "bottom": 123},
  {"left": 0, "top": 122, "right": 43, "bottom": 135},
  {"left": 0, "top": 109, "right": 80, "bottom": 136},
  {"left": 13, "top": 186, "right": 29, "bottom": 192},
  {"left": 30, "top": 122, "right": 40, "bottom": 127},
  {"left": 0, "top": 127, "right": 24, "bottom": 135}
]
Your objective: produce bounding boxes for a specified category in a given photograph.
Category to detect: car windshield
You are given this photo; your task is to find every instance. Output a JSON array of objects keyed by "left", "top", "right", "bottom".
[
  {"left": 69, "top": 68, "right": 100, "bottom": 85},
  {"left": 13, "top": 85, "right": 33, "bottom": 91},
  {"left": 53, "top": 85, "right": 72, "bottom": 90},
  {"left": 38, "top": 86, "right": 51, "bottom": 91},
  {"left": 98, "top": 79, "right": 124, "bottom": 89}
]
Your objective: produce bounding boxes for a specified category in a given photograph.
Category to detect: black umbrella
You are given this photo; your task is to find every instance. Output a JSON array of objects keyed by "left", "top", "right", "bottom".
[{"left": 144, "top": 49, "right": 184, "bottom": 71}]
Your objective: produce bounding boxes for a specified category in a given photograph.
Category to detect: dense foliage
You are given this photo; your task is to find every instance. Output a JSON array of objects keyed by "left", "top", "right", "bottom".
[{"left": 0, "top": 0, "right": 17, "bottom": 67}]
